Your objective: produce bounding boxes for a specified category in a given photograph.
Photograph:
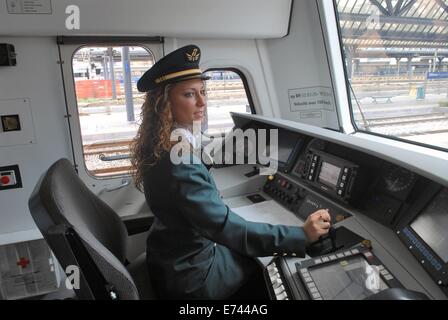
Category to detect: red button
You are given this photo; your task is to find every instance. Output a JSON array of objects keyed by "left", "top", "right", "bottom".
[{"left": 1, "top": 176, "right": 10, "bottom": 185}]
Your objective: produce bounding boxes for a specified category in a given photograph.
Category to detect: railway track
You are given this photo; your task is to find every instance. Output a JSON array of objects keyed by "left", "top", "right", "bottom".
[{"left": 364, "top": 112, "right": 448, "bottom": 137}]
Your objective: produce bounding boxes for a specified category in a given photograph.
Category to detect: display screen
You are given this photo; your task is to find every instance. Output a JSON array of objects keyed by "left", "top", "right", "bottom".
[
  {"left": 267, "top": 130, "right": 300, "bottom": 169},
  {"left": 308, "top": 256, "right": 389, "bottom": 300},
  {"left": 411, "top": 188, "right": 448, "bottom": 263},
  {"left": 318, "top": 162, "right": 341, "bottom": 189}
]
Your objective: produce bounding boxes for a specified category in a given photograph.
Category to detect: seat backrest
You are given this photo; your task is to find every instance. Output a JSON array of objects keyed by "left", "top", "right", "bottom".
[{"left": 28, "top": 158, "right": 140, "bottom": 299}]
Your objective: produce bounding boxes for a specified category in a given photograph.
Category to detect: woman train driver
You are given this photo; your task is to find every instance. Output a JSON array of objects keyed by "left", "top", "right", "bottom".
[{"left": 131, "top": 44, "right": 331, "bottom": 299}]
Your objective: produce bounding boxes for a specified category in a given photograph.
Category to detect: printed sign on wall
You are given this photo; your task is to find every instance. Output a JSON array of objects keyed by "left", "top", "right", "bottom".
[{"left": 288, "top": 86, "right": 336, "bottom": 119}]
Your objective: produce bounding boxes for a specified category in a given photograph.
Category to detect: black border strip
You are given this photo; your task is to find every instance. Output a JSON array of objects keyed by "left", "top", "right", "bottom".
[{"left": 57, "top": 36, "right": 164, "bottom": 45}]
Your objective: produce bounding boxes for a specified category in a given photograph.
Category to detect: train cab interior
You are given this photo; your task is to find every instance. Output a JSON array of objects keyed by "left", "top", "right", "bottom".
[{"left": 1, "top": 0, "right": 448, "bottom": 301}]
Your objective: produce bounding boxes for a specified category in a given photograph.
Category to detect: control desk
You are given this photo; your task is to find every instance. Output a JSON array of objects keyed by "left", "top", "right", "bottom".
[{"left": 212, "top": 114, "right": 448, "bottom": 300}]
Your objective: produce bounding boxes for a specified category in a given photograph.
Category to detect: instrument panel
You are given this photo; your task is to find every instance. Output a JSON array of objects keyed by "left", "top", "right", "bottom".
[{"left": 235, "top": 116, "right": 447, "bottom": 298}]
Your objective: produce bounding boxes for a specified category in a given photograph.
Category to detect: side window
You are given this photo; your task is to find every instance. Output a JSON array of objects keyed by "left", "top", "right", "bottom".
[
  {"left": 203, "top": 69, "right": 254, "bottom": 137},
  {"left": 72, "top": 46, "right": 154, "bottom": 177}
]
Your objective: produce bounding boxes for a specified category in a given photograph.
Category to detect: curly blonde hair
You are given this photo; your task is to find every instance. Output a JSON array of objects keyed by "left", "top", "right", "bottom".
[{"left": 130, "top": 84, "right": 174, "bottom": 191}]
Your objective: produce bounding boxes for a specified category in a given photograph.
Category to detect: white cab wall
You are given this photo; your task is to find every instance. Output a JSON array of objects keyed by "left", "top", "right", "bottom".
[
  {"left": 166, "top": 38, "right": 276, "bottom": 117},
  {"left": 0, "top": 0, "right": 291, "bottom": 38},
  {"left": 262, "top": 0, "right": 339, "bottom": 130},
  {"left": 0, "top": 37, "right": 72, "bottom": 241}
]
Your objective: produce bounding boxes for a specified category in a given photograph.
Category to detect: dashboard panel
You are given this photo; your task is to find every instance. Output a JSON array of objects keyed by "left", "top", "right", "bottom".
[{"left": 231, "top": 113, "right": 447, "bottom": 298}]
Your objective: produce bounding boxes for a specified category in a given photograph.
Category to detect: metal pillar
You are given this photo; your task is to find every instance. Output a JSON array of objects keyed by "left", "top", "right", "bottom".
[
  {"left": 407, "top": 55, "right": 413, "bottom": 79},
  {"left": 395, "top": 57, "right": 402, "bottom": 76},
  {"left": 437, "top": 57, "right": 444, "bottom": 71},
  {"left": 121, "top": 47, "right": 135, "bottom": 122},
  {"left": 345, "top": 47, "right": 354, "bottom": 80},
  {"left": 108, "top": 47, "right": 117, "bottom": 100},
  {"left": 103, "top": 56, "right": 109, "bottom": 80}
]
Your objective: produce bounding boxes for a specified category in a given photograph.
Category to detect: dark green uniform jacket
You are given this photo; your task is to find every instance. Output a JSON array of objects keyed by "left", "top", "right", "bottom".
[{"left": 143, "top": 152, "right": 307, "bottom": 299}]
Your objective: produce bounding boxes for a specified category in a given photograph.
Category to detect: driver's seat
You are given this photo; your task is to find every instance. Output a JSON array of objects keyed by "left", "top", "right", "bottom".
[{"left": 28, "top": 158, "right": 155, "bottom": 300}]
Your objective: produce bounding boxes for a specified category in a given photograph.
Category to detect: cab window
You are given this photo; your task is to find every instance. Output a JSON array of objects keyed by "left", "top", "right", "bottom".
[
  {"left": 72, "top": 46, "right": 154, "bottom": 177},
  {"left": 336, "top": 0, "right": 448, "bottom": 151},
  {"left": 203, "top": 69, "right": 255, "bottom": 137}
]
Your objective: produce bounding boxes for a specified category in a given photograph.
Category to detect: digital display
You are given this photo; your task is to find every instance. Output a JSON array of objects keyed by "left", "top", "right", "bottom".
[
  {"left": 318, "top": 162, "right": 341, "bottom": 189},
  {"left": 411, "top": 188, "right": 448, "bottom": 263},
  {"left": 267, "top": 130, "right": 300, "bottom": 169},
  {"left": 309, "top": 256, "right": 388, "bottom": 300}
]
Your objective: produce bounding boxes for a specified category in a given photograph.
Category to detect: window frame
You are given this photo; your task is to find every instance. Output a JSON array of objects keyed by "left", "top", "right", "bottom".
[
  {"left": 60, "top": 40, "right": 161, "bottom": 182},
  {"left": 202, "top": 67, "right": 256, "bottom": 137}
]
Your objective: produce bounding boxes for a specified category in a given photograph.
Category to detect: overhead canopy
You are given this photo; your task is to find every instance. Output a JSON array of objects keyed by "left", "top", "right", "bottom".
[{"left": 337, "top": 0, "right": 448, "bottom": 49}]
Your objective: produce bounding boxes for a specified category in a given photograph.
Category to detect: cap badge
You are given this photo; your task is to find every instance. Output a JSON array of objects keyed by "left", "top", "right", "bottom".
[{"left": 186, "top": 48, "right": 200, "bottom": 62}]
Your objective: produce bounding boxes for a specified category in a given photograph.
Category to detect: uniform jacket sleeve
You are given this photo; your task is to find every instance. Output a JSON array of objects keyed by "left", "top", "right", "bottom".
[{"left": 170, "top": 159, "right": 307, "bottom": 258}]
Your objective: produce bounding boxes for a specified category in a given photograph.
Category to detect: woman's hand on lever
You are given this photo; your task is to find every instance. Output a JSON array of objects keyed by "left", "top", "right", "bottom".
[{"left": 303, "top": 209, "right": 332, "bottom": 244}]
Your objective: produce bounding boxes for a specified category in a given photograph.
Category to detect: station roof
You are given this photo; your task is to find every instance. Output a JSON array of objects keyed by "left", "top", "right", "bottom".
[{"left": 337, "top": 0, "right": 448, "bottom": 49}]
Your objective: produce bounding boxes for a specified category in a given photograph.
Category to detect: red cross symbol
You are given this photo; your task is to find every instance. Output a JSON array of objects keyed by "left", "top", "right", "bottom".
[{"left": 17, "top": 257, "right": 30, "bottom": 268}]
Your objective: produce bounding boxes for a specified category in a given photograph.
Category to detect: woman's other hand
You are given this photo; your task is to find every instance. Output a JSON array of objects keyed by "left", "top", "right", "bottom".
[{"left": 303, "top": 209, "right": 331, "bottom": 244}]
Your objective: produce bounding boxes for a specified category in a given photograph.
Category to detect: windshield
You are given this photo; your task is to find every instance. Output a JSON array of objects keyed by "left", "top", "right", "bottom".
[{"left": 336, "top": 0, "right": 448, "bottom": 151}]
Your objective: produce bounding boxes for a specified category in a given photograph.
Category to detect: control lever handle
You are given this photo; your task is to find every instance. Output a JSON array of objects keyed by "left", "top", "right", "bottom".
[{"left": 306, "top": 226, "right": 340, "bottom": 257}]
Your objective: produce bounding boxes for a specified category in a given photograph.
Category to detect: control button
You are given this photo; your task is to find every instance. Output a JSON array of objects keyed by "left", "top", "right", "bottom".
[
  {"left": 380, "top": 269, "right": 389, "bottom": 276},
  {"left": 341, "top": 175, "right": 347, "bottom": 181},
  {"left": 329, "top": 255, "right": 337, "bottom": 260},
  {"left": 311, "top": 163, "right": 316, "bottom": 168},
  {"left": 344, "top": 251, "right": 352, "bottom": 257},
  {"left": 307, "top": 282, "right": 316, "bottom": 289},
  {"left": 268, "top": 266, "right": 278, "bottom": 275},
  {"left": 312, "top": 292, "right": 321, "bottom": 299},
  {"left": 273, "top": 281, "right": 283, "bottom": 290},
  {"left": 351, "top": 249, "right": 360, "bottom": 255},
  {"left": 310, "top": 169, "right": 314, "bottom": 174},
  {"left": 267, "top": 264, "right": 277, "bottom": 272},
  {"left": 314, "top": 258, "right": 322, "bottom": 264},
  {"left": 313, "top": 155, "right": 318, "bottom": 161},
  {"left": 270, "top": 276, "right": 282, "bottom": 285},
  {"left": 300, "top": 268, "right": 308, "bottom": 274},
  {"left": 340, "top": 182, "right": 345, "bottom": 188},
  {"left": 344, "top": 168, "right": 349, "bottom": 174},
  {"left": 384, "top": 274, "right": 394, "bottom": 281},
  {"left": 377, "top": 265, "right": 385, "bottom": 271},
  {"left": 337, "top": 189, "right": 343, "bottom": 196},
  {"left": 274, "top": 285, "right": 285, "bottom": 295},
  {"left": 336, "top": 253, "right": 344, "bottom": 259},
  {"left": 276, "top": 291, "right": 288, "bottom": 300},
  {"left": 364, "top": 252, "right": 373, "bottom": 258},
  {"left": 302, "top": 272, "right": 310, "bottom": 278},
  {"left": 1, "top": 176, "right": 10, "bottom": 185},
  {"left": 304, "top": 277, "right": 313, "bottom": 283},
  {"left": 322, "top": 257, "right": 329, "bottom": 262},
  {"left": 310, "top": 287, "right": 319, "bottom": 294},
  {"left": 0, "top": 171, "right": 16, "bottom": 186},
  {"left": 308, "top": 175, "right": 313, "bottom": 180}
]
